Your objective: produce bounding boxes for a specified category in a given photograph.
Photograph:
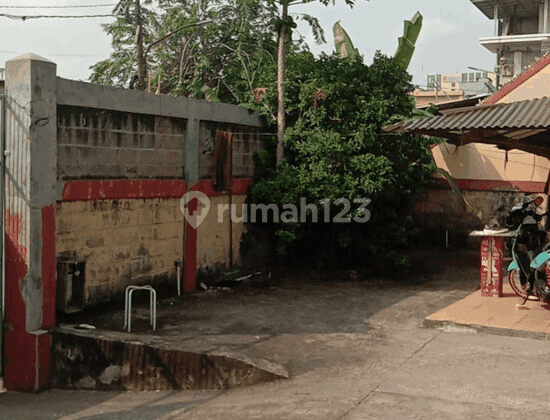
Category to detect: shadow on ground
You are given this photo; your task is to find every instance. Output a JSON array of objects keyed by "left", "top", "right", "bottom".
[
  {"left": 61, "top": 246, "right": 480, "bottom": 337},
  {"left": 0, "top": 247, "right": 483, "bottom": 419}
]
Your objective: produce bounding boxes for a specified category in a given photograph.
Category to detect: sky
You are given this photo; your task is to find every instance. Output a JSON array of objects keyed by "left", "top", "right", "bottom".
[{"left": 0, "top": 0, "right": 497, "bottom": 87}]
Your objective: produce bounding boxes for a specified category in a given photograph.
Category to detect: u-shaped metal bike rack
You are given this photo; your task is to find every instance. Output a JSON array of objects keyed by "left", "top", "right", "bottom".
[{"left": 124, "top": 285, "right": 156, "bottom": 333}]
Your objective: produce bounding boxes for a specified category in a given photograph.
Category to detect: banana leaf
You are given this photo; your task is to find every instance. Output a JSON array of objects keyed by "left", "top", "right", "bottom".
[
  {"left": 394, "top": 11, "right": 422, "bottom": 69},
  {"left": 333, "top": 21, "right": 359, "bottom": 60}
]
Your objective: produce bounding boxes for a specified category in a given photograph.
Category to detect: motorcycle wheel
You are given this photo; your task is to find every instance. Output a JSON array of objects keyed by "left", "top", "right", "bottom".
[{"left": 508, "top": 269, "right": 540, "bottom": 301}]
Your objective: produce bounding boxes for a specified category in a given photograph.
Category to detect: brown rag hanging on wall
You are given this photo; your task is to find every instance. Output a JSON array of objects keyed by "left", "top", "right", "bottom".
[{"left": 213, "top": 130, "right": 233, "bottom": 192}]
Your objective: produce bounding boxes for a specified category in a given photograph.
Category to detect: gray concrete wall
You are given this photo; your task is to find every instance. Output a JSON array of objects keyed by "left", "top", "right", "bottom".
[
  {"left": 198, "top": 121, "right": 263, "bottom": 180},
  {"left": 53, "top": 73, "right": 265, "bottom": 305},
  {"left": 56, "top": 78, "right": 261, "bottom": 127},
  {"left": 411, "top": 189, "right": 547, "bottom": 247},
  {"left": 57, "top": 105, "right": 187, "bottom": 182},
  {"left": 55, "top": 78, "right": 263, "bottom": 188},
  {"left": 412, "top": 189, "right": 521, "bottom": 231}
]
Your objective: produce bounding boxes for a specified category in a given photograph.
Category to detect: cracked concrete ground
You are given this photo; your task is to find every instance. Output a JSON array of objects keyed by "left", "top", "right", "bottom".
[{"left": 3, "top": 247, "right": 550, "bottom": 419}]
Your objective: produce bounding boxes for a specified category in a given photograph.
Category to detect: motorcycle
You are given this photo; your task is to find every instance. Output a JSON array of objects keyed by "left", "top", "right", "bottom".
[{"left": 505, "top": 195, "right": 550, "bottom": 303}]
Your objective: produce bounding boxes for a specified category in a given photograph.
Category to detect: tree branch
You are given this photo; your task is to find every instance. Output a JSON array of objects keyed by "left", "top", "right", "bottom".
[{"left": 144, "top": 19, "right": 213, "bottom": 62}]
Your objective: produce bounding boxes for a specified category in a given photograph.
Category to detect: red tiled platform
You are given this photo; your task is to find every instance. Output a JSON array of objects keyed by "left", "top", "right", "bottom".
[{"left": 425, "top": 282, "right": 550, "bottom": 340}]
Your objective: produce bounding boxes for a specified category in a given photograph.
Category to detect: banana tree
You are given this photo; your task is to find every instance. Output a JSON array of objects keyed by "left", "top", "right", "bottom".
[
  {"left": 333, "top": 10, "right": 422, "bottom": 69},
  {"left": 394, "top": 11, "right": 422, "bottom": 70},
  {"left": 333, "top": 21, "right": 359, "bottom": 59},
  {"left": 270, "top": 0, "right": 364, "bottom": 164}
]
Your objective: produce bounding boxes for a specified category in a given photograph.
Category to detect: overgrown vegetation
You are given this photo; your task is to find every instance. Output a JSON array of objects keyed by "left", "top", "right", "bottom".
[
  {"left": 92, "top": 2, "right": 439, "bottom": 273},
  {"left": 243, "top": 50, "right": 438, "bottom": 270},
  {"left": 91, "top": 0, "right": 280, "bottom": 103}
]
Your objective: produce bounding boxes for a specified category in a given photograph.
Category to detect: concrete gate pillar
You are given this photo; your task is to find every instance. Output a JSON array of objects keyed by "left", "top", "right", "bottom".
[{"left": 3, "top": 54, "right": 57, "bottom": 392}]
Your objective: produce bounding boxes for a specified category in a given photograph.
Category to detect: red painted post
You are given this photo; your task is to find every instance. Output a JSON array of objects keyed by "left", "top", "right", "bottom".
[
  {"left": 184, "top": 197, "right": 197, "bottom": 293},
  {"left": 42, "top": 205, "right": 56, "bottom": 329},
  {"left": 480, "top": 235, "right": 504, "bottom": 297}
]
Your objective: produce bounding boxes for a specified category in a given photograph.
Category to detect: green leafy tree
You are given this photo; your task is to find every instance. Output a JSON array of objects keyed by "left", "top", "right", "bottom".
[
  {"left": 247, "top": 50, "right": 437, "bottom": 267},
  {"left": 269, "top": 0, "right": 366, "bottom": 164},
  {"left": 91, "top": 0, "right": 280, "bottom": 103}
]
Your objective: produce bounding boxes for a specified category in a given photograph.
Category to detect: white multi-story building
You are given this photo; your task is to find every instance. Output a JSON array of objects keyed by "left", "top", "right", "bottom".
[{"left": 472, "top": 0, "right": 550, "bottom": 84}]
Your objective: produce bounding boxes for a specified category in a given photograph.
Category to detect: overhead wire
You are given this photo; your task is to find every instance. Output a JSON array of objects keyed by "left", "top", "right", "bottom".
[
  {"left": 0, "top": 49, "right": 107, "bottom": 58},
  {"left": 0, "top": 4, "right": 116, "bottom": 8},
  {"left": 0, "top": 13, "right": 114, "bottom": 20}
]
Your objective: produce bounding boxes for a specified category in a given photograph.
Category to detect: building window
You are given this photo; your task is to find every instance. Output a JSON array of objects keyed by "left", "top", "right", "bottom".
[
  {"left": 451, "top": 82, "right": 456, "bottom": 87},
  {"left": 461, "top": 73, "right": 468, "bottom": 83},
  {"left": 427, "top": 75, "right": 435, "bottom": 89},
  {"left": 469, "top": 73, "right": 475, "bottom": 82}
]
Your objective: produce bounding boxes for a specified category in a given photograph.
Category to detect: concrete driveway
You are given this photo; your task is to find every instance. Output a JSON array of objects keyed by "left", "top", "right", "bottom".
[{"left": 3, "top": 247, "right": 550, "bottom": 419}]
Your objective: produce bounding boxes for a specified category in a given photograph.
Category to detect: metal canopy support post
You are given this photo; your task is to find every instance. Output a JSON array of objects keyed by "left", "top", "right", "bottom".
[
  {"left": 0, "top": 94, "right": 5, "bottom": 378},
  {"left": 545, "top": 0, "right": 549, "bottom": 33},
  {"left": 538, "top": 2, "right": 544, "bottom": 34},
  {"left": 494, "top": 2, "right": 499, "bottom": 36}
]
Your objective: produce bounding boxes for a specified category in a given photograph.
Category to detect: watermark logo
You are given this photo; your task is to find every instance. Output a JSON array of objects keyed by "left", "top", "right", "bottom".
[
  {"left": 218, "top": 198, "right": 371, "bottom": 223},
  {"left": 179, "top": 196, "right": 371, "bottom": 225},
  {"left": 180, "top": 191, "right": 210, "bottom": 229}
]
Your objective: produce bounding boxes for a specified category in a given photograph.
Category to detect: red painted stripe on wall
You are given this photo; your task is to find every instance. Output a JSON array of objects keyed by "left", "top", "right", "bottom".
[
  {"left": 60, "top": 179, "right": 253, "bottom": 295},
  {"left": 3, "top": 209, "right": 33, "bottom": 392},
  {"left": 61, "top": 179, "right": 253, "bottom": 201},
  {"left": 42, "top": 205, "right": 56, "bottom": 329},
  {"left": 183, "top": 179, "right": 253, "bottom": 293},
  {"left": 62, "top": 180, "right": 188, "bottom": 201},
  {"left": 5, "top": 210, "right": 27, "bottom": 330},
  {"left": 437, "top": 178, "right": 547, "bottom": 193},
  {"left": 3, "top": 331, "right": 37, "bottom": 392},
  {"left": 183, "top": 196, "right": 198, "bottom": 293}
]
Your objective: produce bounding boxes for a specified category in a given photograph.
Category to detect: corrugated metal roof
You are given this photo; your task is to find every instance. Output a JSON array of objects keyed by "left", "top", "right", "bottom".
[
  {"left": 417, "top": 93, "right": 490, "bottom": 110},
  {"left": 390, "top": 96, "right": 550, "bottom": 134}
]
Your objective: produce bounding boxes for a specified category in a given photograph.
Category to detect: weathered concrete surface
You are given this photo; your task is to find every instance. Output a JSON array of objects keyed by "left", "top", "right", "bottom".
[
  {"left": 55, "top": 197, "right": 184, "bottom": 305},
  {"left": 411, "top": 189, "right": 539, "bottom": 247},
  {"left": 5, "top": 53, "right": 58, "bottom": 333},
  {"left": 345, "top": 332, "right": 550, "bottom": 420},
  {"left": 2, "top": 54, "right": 58, "bottom": 392},
  {"left": 196, "top": 194, "right": 247, "bottom": 269},
  {"left": 6, "top": 247, "right": 550, "bottom": 418},
  {"left": 185, "top": 117, "right": 200, "bottom": 186},
  {"left": 56, "top": 77, "right": 262, "bottom": 127},
  {"left": 51, "top": 328, "right": 288, "bottom": 391},
  {"left": 56, "top": 106, "right": 187, "bottom": 181}
]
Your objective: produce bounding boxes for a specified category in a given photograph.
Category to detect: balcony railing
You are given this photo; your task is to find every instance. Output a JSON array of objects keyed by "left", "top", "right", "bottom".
[{"left": 479, "top": 33, "right": 550, "bottom": 53}]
